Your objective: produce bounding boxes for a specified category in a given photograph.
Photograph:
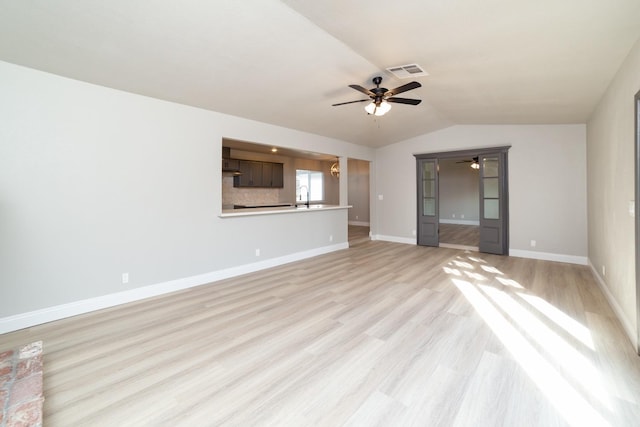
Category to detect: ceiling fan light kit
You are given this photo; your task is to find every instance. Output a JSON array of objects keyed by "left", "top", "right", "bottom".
[
  {"left": 332, "top": 76, "right": 422, "bottom": 116},
  {"left": 364, "top": 99, "right": 391, "bottom": 116}
]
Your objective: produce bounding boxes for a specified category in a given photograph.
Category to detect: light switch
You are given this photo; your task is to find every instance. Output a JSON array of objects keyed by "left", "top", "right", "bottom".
[{"left": 378, "top": 194, "right": 384, "bottom": 201}]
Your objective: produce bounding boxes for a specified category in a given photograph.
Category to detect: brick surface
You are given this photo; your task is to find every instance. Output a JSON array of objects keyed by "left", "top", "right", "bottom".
[
  {"left": 17, "top": 343, "right": 41, "bottom": 360},
  {"left": 0, "top": 342, "right": 43, "bottom": 427},
  {"left": 15, "top": 357, "right": 42, "bottom": 381},
  {"left": 6, "top": 399, "right": 43, "bottom": 427},
  {"left": 8, "top": 375, "right": 43, "bottom": 408},
  {"left": 0, "top": 373, "right": 11, "bottom": 389},
  {"left": 0, "top": 366, "right": 11, "bottom": 378}
]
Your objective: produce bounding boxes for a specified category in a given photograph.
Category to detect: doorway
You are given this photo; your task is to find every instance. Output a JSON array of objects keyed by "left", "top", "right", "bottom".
[
  {"left": 347, "top": 158, "right": 371, "bottom": 246},
  {"left": 415, "top": 146, "right": 510, "bottom": 255},
  {"left": 438, "top": 157, "right": 481, "bottom": 250}
]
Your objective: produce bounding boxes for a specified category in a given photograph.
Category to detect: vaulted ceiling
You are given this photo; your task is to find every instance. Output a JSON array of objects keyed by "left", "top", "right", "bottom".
[{"left": 1, "top": 0, "right": 639, "bottom": 147}]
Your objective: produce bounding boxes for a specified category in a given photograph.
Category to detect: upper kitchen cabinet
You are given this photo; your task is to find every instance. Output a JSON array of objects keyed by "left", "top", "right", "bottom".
[{"left": 234, "top": 160, "right": 284, "bottom": 188}]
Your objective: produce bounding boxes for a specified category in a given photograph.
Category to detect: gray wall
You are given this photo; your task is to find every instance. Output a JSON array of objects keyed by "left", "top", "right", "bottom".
[
  {"left": 373, "top": 124, "right": 588, "bottom": 261},
  {"left": 0, "top": 60, "right": 373, "bottom": 319},
  {"left": 439, "top": 158, "right": 479, "bottom": 224},
  {"left": 587, "top": 37, "right": 640, "bottom": 348}
]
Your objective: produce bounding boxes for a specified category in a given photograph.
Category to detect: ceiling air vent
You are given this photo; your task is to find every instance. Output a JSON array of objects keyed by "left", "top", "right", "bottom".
[{"left": 386, "top": 63, "right": 428, "bottom": 79}]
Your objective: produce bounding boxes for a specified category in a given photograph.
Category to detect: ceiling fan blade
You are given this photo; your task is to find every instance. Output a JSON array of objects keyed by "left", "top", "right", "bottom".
[
  {"left": 349, "top": 84, "right": 375, "bottom": 97},
  {"left": 386, "top": 97, "right": 422, "bottom": 105},
  {"left": 332, "top": 99, "right": 370, "bottom": 106},
  {"left": 385, "top": 81, "right": 421, "bottom": 97}
]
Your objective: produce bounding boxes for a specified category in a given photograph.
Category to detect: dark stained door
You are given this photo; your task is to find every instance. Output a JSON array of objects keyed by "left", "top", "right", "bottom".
[
  {"left": 417, "top": 158, "right": 439, "bottom": 246},
  {"left": 479, "top": 152, "right": 509, "bottom": 255}
]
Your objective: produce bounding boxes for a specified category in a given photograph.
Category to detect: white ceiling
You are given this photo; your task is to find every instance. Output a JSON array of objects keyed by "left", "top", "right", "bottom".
[{"left": 1, "top": 0, "right": 639, "bottom": 148}]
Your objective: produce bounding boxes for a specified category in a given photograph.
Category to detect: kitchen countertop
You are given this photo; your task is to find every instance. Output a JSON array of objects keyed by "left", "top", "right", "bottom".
[{"left": 219, "top": 204, "right": 350, "bottom": 217}]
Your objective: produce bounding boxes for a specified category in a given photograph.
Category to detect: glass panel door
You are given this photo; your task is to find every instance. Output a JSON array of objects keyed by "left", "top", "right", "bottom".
[
  {"left": 479, "top": 153, "right": 507, "bottom": 254},
  {"left": 482, "top": 157, "right": 500, "bottom": 220},
  {"left": 417, "top": 158, "right": 439, "bottom": 246}
]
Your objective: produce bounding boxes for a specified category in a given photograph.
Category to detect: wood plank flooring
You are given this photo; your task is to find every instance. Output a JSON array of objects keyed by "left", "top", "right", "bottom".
[
  {"left": 1, "top": 241, "right": 639, "bottom": 426},
  {"left": 439, "top": 223, "right": 479, "bottom": 247}
]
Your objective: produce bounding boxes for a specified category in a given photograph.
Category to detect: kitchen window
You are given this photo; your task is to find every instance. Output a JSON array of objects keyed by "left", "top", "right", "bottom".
[{"left": 296, "top": 169, "right": 323, "bottom": 203}]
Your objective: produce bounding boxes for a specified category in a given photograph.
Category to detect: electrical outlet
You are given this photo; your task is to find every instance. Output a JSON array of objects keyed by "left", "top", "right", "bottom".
[
  {"left": 461, "top": 214, "right": 465, "bottom": 219},
  {"left": 378, "top": 194, "right": 384, "bottom": 201},
  {"left": 452, "top": 214, "right": 456, "bottom": 218},
  {"left": 255, "top": 249, "right": 260, "bottom": 257},
  {"left": 530, "top": 240, "right": 536, "bottom": 247},
  {"left": 355, "top": 215, "right": 359, "bottom": 220},
  {"left": 329, "top": 235, "right": 333, "bottom": 242},
  {"left": 122, "top": 273, "right": 129, "bottom": 284},
  {"left": 412, "top": 229, "right": 416, "bottom": 236}
]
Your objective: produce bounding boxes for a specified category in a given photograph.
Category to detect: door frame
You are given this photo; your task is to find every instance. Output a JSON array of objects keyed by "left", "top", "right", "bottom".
[
  {"left": 415, "top": 146, "right": 511, "bottom": 254},
  {"left": 634, "top": 89, "right": 640, "bottom": 355}
]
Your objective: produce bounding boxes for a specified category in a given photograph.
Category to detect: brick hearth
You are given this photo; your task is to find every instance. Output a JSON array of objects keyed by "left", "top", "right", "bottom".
[{"left": 0, "top": 342, "right": 44, "bottom": 427}]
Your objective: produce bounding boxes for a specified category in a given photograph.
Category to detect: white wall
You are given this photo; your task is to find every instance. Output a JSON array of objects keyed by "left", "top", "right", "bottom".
[
  {"left": 587, "top": 38, "right": 640, "bottom": 349},
  {"left": 373, "top": 124, "right": 587, "bottom": 262},
  {"left": 0, "top": 61, "right": 373, "bottom": 324}
]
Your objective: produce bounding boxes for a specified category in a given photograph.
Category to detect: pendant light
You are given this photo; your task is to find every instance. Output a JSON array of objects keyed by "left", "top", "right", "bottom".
[{"left": 330, "top": 157, "right": 340, "bottom": 178}]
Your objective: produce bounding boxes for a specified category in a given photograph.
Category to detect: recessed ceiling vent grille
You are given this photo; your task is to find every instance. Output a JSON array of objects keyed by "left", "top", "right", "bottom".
[{"left": 386, "top": 63, "right": 428, "bottom": 79}]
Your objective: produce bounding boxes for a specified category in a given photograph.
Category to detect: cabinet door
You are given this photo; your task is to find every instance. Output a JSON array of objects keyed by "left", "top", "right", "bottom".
[
  {"left": 261, "top": 162, "right": 273, "bottom": 187},
  {"left": 271, "top": 163, "right": 284, "bottom": 188},
  {"left": 222, "top": 158, "right": 239, "bottom": 170},
  {"left": 249, "top": 161, "right": 263, "bottom": 186},
  {"left": 234, "top": 160, "right": 254, "bottom": 187}
]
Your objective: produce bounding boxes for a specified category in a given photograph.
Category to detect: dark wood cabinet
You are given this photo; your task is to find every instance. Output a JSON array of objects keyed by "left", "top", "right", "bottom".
[
  {"left": 233, "top": 160, "right": 283, "bottom": 188},
  {"left": 222, "top": 158, "right": 240, "bottom": 171},
  {"left": 271, "top": 163, "right": 284, "bottom": 188}
]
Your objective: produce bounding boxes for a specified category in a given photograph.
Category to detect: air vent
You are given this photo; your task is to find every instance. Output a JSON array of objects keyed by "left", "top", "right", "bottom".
[{"left": 386, "top": 63, "right": 428, "bottom": 79}]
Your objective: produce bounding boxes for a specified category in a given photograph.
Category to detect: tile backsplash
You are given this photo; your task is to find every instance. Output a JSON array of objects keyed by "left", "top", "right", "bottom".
[{"left": 222, "top": 176, "right": 286, "bottom": 207}]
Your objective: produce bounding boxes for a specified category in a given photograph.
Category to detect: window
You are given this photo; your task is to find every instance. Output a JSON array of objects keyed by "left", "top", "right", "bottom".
[{"left": 296, "top": 169, "right": 323, "bottom": 203}]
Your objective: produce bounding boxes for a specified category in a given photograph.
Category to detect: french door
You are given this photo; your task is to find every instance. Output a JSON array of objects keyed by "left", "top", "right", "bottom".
[
  {"left": 417, "top": 158, "right": 439, "bottom": 246},
  {"left": 415, "top": 147, "right": 509, "bottom": 255},
  {"left": 479, "top": 152, "right": 509, "bottom": 254}
]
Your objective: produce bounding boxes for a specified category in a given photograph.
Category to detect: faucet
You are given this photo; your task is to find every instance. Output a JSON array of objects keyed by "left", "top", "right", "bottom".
[{"left": 299, "top": 185, "right": 310, "bottom": 208}]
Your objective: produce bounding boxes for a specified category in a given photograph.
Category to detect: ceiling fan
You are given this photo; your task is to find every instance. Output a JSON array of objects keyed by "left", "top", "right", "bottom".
[
  {"left": 457, "top": 157, "right": 480, "bottom": 169},
  {"left": 332, "top": 76, "right": 422, "bottom": 116}
]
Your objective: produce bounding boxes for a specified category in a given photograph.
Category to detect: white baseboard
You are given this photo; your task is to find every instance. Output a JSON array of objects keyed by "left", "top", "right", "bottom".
[
  {"left": 509, "top": 249, "right": 588, "bottom": 265},
  {"left": 371, "top": 234, "right": 416, "bottom": 245},
  {"left": 439, "top": 219, "right": 480, "bottom": 226},
  {"left": 587, "top": 260, "right": 637, "bottom": 350},
  {"left": 348, "top": 220, "right": 370, "bottom": 226},
  {"left": 0, "top": 242, "right": 349, "bottom": 335}
]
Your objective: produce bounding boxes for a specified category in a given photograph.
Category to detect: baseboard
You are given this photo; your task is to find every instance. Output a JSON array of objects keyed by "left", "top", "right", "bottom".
[
  {"left": 439, "top": 219, "right": 480, "bottom": 226},
  {"left": 371, "top": 234, "right": 416, "bottom": 245},
  {"left": 509, "top": 249, "right": 588, "bottom": 265},
  {"left": 588, "top": 260, "right": 638, "bottom": 350},
  {"left": 0, "top": 242, "right": 349, "bottom": 335},
  {"left": 348, "top": 220, "right": 370, "bottom": 226}
]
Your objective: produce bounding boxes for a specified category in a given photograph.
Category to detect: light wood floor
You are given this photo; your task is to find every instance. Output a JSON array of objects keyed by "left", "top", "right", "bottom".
[
  {"left": 439, "top": 223, "right": 480, "bottom": 247},
  {"left": 348, "top": 224, "right": 370, "bottom": 246},
  {"left": 2, "top": 241, "right": 640, "bottom": 426}
]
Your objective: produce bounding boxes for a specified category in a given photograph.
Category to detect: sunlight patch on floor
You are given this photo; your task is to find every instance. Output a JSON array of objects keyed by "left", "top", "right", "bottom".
[
  {"left": 517, "top": 292, "right": 595, "bottom": 350},
  {"left": 451, "top": 278, "right": 611, "bottom": 427},
  {"left": 479, "top": 284, "right": 610, "bottom": 408}
]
